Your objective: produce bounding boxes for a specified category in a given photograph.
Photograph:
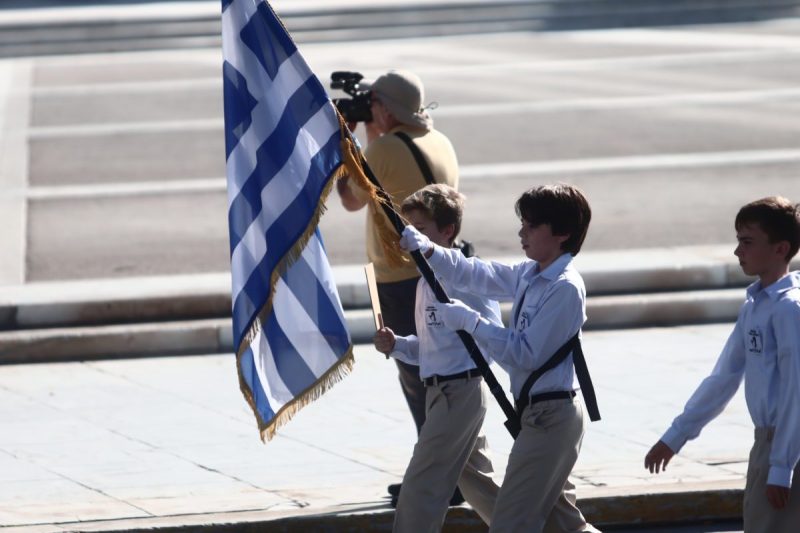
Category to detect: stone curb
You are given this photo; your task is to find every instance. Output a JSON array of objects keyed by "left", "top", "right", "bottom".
[
  {"left": 2, "top": 482, "right": 742, "bottom": 532},
  {"left": 0, "top": 288, "right": 750, "bottom": 364},
  {"left": 0, "top": 245, "right": 773, "bottom": 331},
  {"left": 0, "top": 318, "right": 232, "bottom": 364},
  {"left": 3, "top": 245, "right": 797, "bottom": 363}
]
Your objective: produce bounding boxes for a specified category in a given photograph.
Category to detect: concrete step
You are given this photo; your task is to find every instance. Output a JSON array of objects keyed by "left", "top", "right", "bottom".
[
  {"left": 1, "top": 0, "right": 798, "bottom": 57},
  {"left": 0, "top": 287, "right": 747, "bottom": 363},
  {"left": 5, "top": 244, "right": 796, "bottom": 363},
  {"left": 0, "top": 317, "right": 232, "bottom": 364},
  {"left": 0, "top": 244, "right": 769, "bottom": 331}
]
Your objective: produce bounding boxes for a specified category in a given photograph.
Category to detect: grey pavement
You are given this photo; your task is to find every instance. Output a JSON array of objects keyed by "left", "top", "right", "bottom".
[{"left": 0, "top": 322, "right": 752, "bottom": 531}]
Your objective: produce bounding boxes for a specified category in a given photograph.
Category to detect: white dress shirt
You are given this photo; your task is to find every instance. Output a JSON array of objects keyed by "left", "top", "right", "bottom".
[
  {"left": 390, "top": 276, "right": 502, "bottom": 379},
  {"left": 427, "top": 247, "right": 586, "bottom": 398},
  {"left": 661, "top": 271, "right": 800, "bottom": 488}
]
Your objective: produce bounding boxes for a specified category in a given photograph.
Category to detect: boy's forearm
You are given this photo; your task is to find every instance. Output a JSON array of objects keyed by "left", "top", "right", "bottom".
[
  {"left": 429, "top": 245, "right": 514, "bottom": 299},
  {"left": 388, "top": 335, "right": 419, "bottom": 365},
  {"left": 660, "top": 426, "right": 687, "bottom": 455},
  {"left": 427, "top": 245, "right": 461, "bottom": 281}
]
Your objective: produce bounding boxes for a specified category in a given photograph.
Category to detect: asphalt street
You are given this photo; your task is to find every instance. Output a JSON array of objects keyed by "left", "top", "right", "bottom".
[{"left": 1, "top": 19, "right": 800, "bottom": 284}]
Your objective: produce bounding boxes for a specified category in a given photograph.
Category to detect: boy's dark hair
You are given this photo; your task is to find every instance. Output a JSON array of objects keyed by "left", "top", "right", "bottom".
[
  {"left": 735, "top": 196, "right": 800, "bottom": 261},
  {"left": 515, "top": 183, "right": 592, "bottom": 256},
  {"left": 401, "top": 184, "right": 465, "bottom": 245}
]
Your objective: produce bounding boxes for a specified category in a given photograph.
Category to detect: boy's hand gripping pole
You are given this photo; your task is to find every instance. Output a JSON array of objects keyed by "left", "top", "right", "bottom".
[{"left": 356, "top": 153, "right": 521, "bottom": 439}]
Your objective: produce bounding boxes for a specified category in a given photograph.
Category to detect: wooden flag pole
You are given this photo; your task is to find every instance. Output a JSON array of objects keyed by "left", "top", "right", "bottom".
[
  {"left": 364, "top": 262, "right": 383, "bottom": 331},
  {"left": 355, "top": 152, "right": 521, "bottom": 439}
]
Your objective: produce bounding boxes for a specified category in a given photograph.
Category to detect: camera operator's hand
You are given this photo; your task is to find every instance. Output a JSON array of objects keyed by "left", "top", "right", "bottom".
[
  {"left": 365, "top": 120, "right": 382, "bottom": 143},
  {"left": 336, "top": 176, "right": 366, "bottom": 212},
  {"left": 336, "top": 176, "right": 350, "bottom": 195}
]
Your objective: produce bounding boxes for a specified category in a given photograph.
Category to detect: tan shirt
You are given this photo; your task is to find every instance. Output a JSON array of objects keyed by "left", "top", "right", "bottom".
[{"left": 348, "top": 124, "right": 459, "bottom": 283}]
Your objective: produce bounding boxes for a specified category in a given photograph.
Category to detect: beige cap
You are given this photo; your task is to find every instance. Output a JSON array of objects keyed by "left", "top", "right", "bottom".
[{"left": 361, "top": 69, "right": 433, "bottom": 130}]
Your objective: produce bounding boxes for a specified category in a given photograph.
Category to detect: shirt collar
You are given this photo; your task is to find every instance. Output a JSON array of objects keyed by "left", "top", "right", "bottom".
[
  {"left": 526, "top": 253, "right": 573, "bottom": 282},
  {"left": 746, "top": 271, "right": 800, "bottom": 300}
]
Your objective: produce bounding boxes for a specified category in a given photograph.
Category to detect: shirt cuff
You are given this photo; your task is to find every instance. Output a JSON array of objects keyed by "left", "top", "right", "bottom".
[
  {"left": 767, "top": 466, "right": 793, "bottom": 488},
  {"left": 427, "top": 244, "right": 447, "bottom": 268},
  {"left": 472, "top": 318, "right": 497, "bottom": 345},
  {"left": 660, "top": 426, "right": 688, "bottom": 454},
  {"left": 390, "top": 336, "right": 409, "bottom": 358},
  {"left": 463, "top": 309, "right": 481, "bottom": 333}
]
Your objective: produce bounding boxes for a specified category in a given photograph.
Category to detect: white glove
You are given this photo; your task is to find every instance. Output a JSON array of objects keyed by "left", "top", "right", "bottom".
[
  {"left": 440, "top": 299, "right": 480, "bottom": 333},
  {"left": 399, "top": 225, "right": 432, "bottom": 254}
]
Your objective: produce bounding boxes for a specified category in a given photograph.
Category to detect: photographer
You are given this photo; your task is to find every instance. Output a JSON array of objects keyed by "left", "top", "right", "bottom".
[{"left": 335, "top": 69, "right": 460, "bottom": 504}]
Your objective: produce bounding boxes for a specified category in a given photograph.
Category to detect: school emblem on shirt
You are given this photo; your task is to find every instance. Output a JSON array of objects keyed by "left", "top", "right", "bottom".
[
  {"left": 748, "top": 327, "right": 763, "bottom": 354},
  {"left": 426, "top": 305, "right": 443, "bottom": 328},
  {"left": 518, "top": 310, "right": 530, "bottom": 331}
]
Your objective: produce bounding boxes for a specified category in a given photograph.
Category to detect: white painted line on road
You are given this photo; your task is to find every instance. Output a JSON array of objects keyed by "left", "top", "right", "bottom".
[
  {"left": 28, "top": 119, "right": 223, "bottom": 138},
  {"left": 14, "top": 149, "right": 800, "bottom": 200},
  {"left": 32, "top": 47, "right": 220, "bottom": 68},
  {"left": 0, "top": 61, "right": 32, "bottom": 285},
  {"left": 459, "top": 149, "right": 800, "bottom": 179},
  {"left": 26, "top": 86, "right": 800, "bottom": 137},
  {"left": 558, "top": 27, "right": 800, "bottom": 50},
  {"left": 415, "top": 49, "right": 800, "bottom": 75},
  {"left": 32, "top": 78, "right": 220, "bottom": 97},
  {"left": 17, "top": 177, "right": 225, "bottom": 200},
  {"left": 436, "top": 87, "right": 800, "bottom": 117}
]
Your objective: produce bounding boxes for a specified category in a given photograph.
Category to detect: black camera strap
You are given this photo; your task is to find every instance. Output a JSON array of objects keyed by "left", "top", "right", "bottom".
[
  {"left": 394, "top": 131, "right": 474, "bottom": 259},
  {"left": 394, "top": 131, "right": 436, "bottom": 186}
]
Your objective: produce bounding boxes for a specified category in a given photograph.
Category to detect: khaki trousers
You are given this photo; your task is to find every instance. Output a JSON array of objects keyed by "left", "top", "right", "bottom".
[
  {"left": 489, "top": 397, "right": 599, "bottom": 533},
  {"left": 393, "top": 377, "right": 500, "bottom": 533},
  {"left": 743, "top": 427, "right": 800, "bottom": 533}
]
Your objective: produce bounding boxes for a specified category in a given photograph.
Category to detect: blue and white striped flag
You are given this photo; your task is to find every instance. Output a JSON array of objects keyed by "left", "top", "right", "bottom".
[{"left": 222, "top": 0, "right": 365, "bottom": 441}]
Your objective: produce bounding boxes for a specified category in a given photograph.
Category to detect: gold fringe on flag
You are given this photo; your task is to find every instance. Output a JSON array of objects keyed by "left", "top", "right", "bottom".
[
  {"left": 236, "top": 143, "right": 356, "bottom": 442},
  {"left": 254, "top": 344, "right": 354, "bottom": 442}
]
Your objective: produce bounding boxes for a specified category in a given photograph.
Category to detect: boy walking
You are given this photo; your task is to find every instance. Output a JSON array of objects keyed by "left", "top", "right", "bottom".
[
  {"left": 400, "top": 183, "right": 600, "bottom": 532},
  {"left": 374, "top": 184, "right": 501, "bottom": 532},
  {"left": 645, "top": 196, "right": 800, "bottom": 532}
]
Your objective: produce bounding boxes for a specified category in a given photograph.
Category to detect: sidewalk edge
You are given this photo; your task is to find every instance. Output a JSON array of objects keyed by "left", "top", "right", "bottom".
[{"left": 4, "top": 482, "right": 742, "bottom": 532}]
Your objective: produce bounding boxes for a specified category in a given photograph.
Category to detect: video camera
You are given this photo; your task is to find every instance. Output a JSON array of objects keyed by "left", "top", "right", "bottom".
[{"left": 330, "top": 71, "right": 372, "bottom": 123}]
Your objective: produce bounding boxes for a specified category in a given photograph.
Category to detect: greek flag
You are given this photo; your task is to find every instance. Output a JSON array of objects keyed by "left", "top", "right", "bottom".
[{"left": 222, "top": 0, "right": 362, "bottom": 441}]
